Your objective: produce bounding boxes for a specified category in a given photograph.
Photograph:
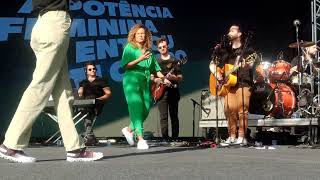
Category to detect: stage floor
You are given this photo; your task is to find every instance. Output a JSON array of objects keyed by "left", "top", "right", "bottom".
[
  {"left": 199, "top": 117, "right": 319, "bottom": 127},
  {"left": 0, "top": 144, "right": 320, "bottom": 180}
]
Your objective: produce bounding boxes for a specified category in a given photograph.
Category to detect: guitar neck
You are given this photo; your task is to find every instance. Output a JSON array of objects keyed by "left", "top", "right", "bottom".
[
  {"left": 224, "top": 53, "right": 256, "bottom": 77},
  {"left": 165, "top": 63, "right": 179, "bottom": 77},
  {"left": 224, "top": 65, "right": 240, "bottom": 77}
]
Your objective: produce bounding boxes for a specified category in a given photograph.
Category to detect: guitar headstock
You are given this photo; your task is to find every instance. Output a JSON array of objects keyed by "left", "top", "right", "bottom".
[
  {"left": 244, "top": 53, "right": 258, "bottom": 64},
  {"left": 177, "top": 56, "right": 188, "bottom": 65}
]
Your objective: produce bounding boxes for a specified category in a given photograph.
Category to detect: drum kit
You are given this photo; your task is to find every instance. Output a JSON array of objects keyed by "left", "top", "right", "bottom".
[{"left": 249, "top": 41, "right": 320, "bottom": 119}]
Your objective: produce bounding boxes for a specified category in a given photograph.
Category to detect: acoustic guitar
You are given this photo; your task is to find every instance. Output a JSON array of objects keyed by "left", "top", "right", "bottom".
[
  {"left": 209, "top": 53, "right": 257, "bottom": 96},
  {"left": 151, "top": 57, "right": 187, "bottom": 102}
]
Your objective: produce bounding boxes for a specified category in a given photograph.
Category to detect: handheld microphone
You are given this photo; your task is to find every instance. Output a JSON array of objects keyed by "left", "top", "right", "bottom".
[
  {"left": 145, "top": 48, "right": 153, "bottom": 54},
  {"left": 222, "top": 35, "right": 230, "bottom": 48}
]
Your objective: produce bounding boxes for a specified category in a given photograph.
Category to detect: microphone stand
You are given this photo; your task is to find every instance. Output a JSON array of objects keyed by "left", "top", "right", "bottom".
[
  {"left": 238, "top": 32, "right": 252, "bottom": 146},
  {"left": 309, "top": 57, "right": 316, "bottom": 145},
  {"left": 191, "top": 98, "right": 210, "bottom": 137},
  {"left": 210, "top": 36, "right": 225, "bottom": 144},
  {"left": 214, "top": 58, "right": 220, "bottom": 144},
  {"left": 295, "top": 24, "right": 302, "bottom": 108}
]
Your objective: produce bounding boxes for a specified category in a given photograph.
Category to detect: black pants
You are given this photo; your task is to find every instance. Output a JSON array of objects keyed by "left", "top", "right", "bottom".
[
  {"left": 83, "top": 101, "right": 104, "bottom": 137},
  {"left": 158, "top": 88, "right": 180, "bottom": 138},
  {"left": 84, "top": 110, "right": 96, "bottom": 137}
]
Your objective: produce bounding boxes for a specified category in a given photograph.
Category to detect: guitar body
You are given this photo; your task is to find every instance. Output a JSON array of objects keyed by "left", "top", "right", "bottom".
[
  {"left": 209, "top": 64, "right": 238, "bottom": 96},
  {"left": 151, "top": 83, "right": 166, "bottom": 101},
  {"left": 151, "top": 57, "right": 188, "bottom": 103}
]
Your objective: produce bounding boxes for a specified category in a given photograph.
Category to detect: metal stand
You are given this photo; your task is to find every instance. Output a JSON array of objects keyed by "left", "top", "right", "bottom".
[
  {"left": 210, "top": 42, "right": 223, "bottom": 144},
  {"left": 191, "top": 98, "right": 210, "bottom": 137},
  {"left": 295, "top": 23, "right": 303, "bottom": 112}
]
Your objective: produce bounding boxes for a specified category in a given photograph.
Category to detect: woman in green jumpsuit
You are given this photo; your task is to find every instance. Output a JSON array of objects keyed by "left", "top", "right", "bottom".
[{"left": 121, "top": 24, "right": 170, "bottom": 149}]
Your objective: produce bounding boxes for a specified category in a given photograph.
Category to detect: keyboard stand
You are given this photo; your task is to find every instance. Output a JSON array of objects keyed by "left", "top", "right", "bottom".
[{"left": 43, "top": 99, "right": 96, "bottom": 145}]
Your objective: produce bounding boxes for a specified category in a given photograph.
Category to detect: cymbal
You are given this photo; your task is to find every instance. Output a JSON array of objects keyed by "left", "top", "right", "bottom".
[{"left": 288, "top": 41, "right": 316, "bottom": 48}]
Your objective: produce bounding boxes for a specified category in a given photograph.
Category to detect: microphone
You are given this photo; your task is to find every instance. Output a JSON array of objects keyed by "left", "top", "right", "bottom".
[
  {"left": 247, "top": 31, "right": 254, "bottom": 37},
  {"left": 190, "top": 98, "right": 200, "bottom": 106},
  {"left": 222, "top": 35, "right": 230, "bottom": 48},
  {"left": 190, "top": 98, "right": 211, "bottom": 115},
  {"left": 293, "top": 19, "right": 301, "bottom": 27},
  {"left": 211, "top": 35, "right": 227, "bottom": 50},
  {"left": 145, "top": 48, "right": 153, "bottom": 54}
]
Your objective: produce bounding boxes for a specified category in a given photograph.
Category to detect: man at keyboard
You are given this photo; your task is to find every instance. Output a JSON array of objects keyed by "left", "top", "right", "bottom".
[{"left": 78, "top": 62, "right": 112, "bottom": 146}]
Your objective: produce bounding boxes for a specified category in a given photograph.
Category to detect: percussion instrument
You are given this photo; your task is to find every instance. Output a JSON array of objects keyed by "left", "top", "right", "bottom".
[
  {"left": 269, "top": 60, "right": 291, "bottom": 82},
  {"left": 255, "top": 61, "right": 272, "bottom": 82},
  {"left": 249, "top": 82, "right": 296, "bottom": 118}
]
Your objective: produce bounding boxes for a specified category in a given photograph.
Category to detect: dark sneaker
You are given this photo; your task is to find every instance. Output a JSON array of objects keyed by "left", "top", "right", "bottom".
[
  {"left": 66, "top": 148, "right": 103, "bottom": 162},
  {"left": 0, "top": 144, "right": 36, "bottom": 163}
]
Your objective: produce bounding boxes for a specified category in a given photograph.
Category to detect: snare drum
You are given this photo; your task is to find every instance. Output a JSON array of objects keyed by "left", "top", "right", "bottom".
[{"left": 269, "top": 60, "right": 291, "bottom": 82}]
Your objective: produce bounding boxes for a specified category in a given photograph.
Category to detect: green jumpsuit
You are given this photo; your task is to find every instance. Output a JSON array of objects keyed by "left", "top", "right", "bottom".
[{"left": 121, "top": 43, "right": 161, "bottom": 137}]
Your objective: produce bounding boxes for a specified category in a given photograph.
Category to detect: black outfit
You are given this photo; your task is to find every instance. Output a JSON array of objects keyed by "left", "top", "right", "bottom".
[
  {"left": 79, "top": 76, "right": 109, "bottom": 144},
  {"left": 157, "top": 57, "right": 182, "bottom": 139},
  {"left": 291, "top": 56, "right": 317, "bottom": 108},
  {"left": 32, "top": 0, "right": 69, "bottom": 15},
  {"left": 291, "top": 56, "right": 317, "bottom": 75}
]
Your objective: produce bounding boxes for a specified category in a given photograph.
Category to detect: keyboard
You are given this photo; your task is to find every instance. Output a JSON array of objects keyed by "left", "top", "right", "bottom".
[{"left": 45, "top": 99, "right": 96, "bottom": 108}]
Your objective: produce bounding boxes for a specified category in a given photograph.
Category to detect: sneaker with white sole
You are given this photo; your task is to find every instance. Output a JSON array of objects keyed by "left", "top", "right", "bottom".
[
  {"left": 122, "top": 127, "right": 135, "bottom": 146},
  {"left": 0, "top": 144, "right": 36, "bottom": 163},
  {"left": 66, "top": 148, "right": 103, "bottom": 162},
  {"left": 234, "top": 137, "right": 248, "bottom": 146},
  {"left": 220, "top": 137, "right": 235, "bottom": 147},
  {"left": 137, "top": 140, "right": 149, "bottom": 150}
]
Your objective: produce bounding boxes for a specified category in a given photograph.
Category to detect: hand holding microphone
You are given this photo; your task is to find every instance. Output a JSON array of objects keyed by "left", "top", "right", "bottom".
[{"left": 138, "top": 49, "right": 152, "bottom": 62}]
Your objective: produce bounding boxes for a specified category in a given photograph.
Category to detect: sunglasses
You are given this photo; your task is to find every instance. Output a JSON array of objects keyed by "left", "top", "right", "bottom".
[
  {"left": 87, "top": 68, "right": 96, "bottom": 71},
  {"left": 158, "top": 45, "right": 167, "bottom": 49}
]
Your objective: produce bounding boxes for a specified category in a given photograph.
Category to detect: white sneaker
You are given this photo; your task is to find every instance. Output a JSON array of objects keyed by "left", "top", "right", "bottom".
[
  {"left": 0, "top": 144, "right": 36, "bottom": 163},
  {"left": 242, "top": 138, "right": 248, "bottom": 146},
  {"left": 137, "top": 140, "right": 149, "bottom": 150},
  {"left": 122, "top": 127, "right": 134, "bottom": 146},
  {"left": 234, "top": 137, "right": 248, "bottom": 146},
  {"left": 220, "top": 137, "right": 235, "bottom": 146}
]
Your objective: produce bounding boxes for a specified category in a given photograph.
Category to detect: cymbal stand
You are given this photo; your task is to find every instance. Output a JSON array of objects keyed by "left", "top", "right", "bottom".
[
  {"left": 295, "top": 24, "right": 302, "bottom": 101},
  {"left": 314, "top": 58, "right": 320, "bottom": 117},
  {"left": 308, "top": 55, "right": 315, "bottom": 118},
  {"left": 300, "top": 49, "right": 314, "bottom": 117},
  {"left": 314, "top": 68, "right": 320, "bottom": 116}
]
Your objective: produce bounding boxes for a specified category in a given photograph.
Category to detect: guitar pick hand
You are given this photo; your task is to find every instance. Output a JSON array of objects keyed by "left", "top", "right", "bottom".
[
  {"left": 163, "top": 78, "right": 172, "bottom": 86},
  {"left": 216, "top": 73, "right": 223, "bottom": 81},
  {"left": 154, "top": 78, "right": 162, "bottom": 84},
  {"left": 166, "top": 73, "right": 177, "bottom": 81}
]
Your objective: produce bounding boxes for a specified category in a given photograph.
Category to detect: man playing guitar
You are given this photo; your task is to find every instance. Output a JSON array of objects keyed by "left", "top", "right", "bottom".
[
  {"left": 211, "top": 24, "right": 257, "bottom": 146},
  {"left": 152, "top": 37, "right": 183, "bottom": 139}
]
